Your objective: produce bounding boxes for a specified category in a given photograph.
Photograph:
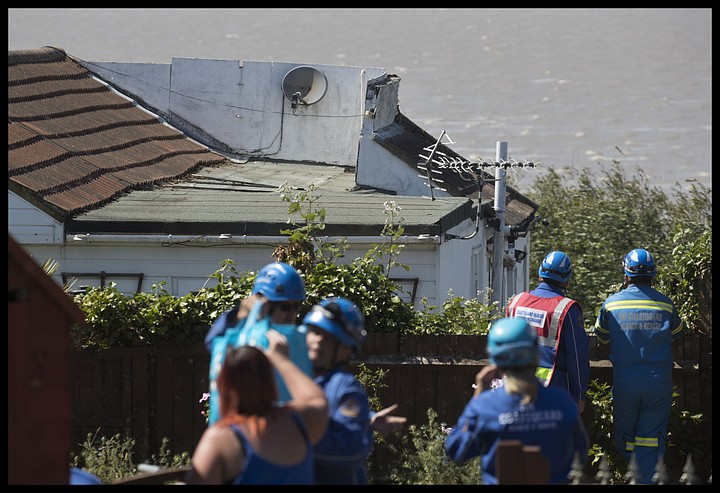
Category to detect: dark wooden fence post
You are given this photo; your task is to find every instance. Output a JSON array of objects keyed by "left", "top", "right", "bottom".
[{"left": 496, "top": 439, "right": 549, "bottom": 484}]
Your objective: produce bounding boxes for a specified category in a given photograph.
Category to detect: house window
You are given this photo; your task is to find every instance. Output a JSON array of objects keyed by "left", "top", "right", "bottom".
[{"left": 389, "top": 277, "right": 419, "bottom": 305}]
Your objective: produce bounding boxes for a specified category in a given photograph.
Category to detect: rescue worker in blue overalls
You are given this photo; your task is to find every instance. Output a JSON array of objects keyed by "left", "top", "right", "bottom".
[
  {"left": 444, "top": 317, "right": 590, "bottom": 484},
  {"left": 301, "top": 297, "right": 405, "bottom": 484},
  {"left": 594, "top": 248, "right": 682, "bottom": 484},
  {"left": 506, "top": 250, "right": 590, "bottom": 413}
]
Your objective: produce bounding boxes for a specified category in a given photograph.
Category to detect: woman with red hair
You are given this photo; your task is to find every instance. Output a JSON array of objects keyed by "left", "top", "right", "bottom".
[{"left": 186, "top": 330, "right": 328, "bottom": 484}]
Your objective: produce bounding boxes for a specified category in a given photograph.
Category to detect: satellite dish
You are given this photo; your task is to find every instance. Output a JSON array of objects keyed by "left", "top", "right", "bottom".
[{"left": 281, "top": 66, "right": 328, "bottom": 105}]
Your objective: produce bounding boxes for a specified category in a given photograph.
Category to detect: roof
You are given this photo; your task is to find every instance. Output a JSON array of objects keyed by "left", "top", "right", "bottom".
[
  {"left": 66, "top": 160, "right": 475, "bottom": 237},
  {"left": 8, "top": 47, "right": 534, "bottom": 238},
  {"left": 374, "top": 111, "right": 538, "bottom": 229},
  {"left": 8, "top": 46, "right": 227, "bottom": 221}
]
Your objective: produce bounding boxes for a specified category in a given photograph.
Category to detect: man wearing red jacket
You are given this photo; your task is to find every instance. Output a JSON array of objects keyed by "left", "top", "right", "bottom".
[{"left": 506, "top": 250, "right": 590, "bottom": 413}]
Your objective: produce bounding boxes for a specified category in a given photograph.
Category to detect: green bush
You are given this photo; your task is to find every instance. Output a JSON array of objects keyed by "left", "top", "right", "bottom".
[
  {"left": 71, "top": 432, "right": 191, "bottom": 484},
  {"left": 655, "top": 227, "right": 712, "bottom": 334},
  {"left": 524, "top": 163, "right": 711, "bottom": 329},
  {"left": 410, "top": 288, "right": 499, "bottom": 335},
  {"left": 368, "top": 408, "right": 481, "bottom": 485},
  {"left": 71, "top": 433, "right": 137, "bottom": 483},
  {"left": 70, "top": 164, "right": 711, "bottom": 348}
]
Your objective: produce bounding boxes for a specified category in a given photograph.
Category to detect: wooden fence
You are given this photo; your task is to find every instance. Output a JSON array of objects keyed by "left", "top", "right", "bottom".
[{"left": 70, "top": 333, "right": 711, "bottom": 481}]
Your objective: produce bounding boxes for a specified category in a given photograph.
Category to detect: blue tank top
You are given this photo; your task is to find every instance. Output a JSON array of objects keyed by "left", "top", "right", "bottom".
[{"left": 228, "top": 412, "right": 314, "bottom": 485}]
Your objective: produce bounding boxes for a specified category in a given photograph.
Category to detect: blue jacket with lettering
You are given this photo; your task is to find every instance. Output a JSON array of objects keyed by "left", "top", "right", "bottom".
[
  {"left": 594, "top": 283, "right": 682, "bottom": 372},
  {"left": 444, "top": 381, "right": 589, "bottom": 484}
]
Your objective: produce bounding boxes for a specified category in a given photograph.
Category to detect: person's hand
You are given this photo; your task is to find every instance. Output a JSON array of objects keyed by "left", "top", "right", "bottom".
[
  {"left": 264, "top": 329, "right": 290, "bottom": 358},
  {"left": 370, "top": 403, "right": 407, "bottom": 436},
  {"left": 473, "top": 364, "right": 503, "bottom": 398},
  {"left": 236, "top": 294, "right": 268, "bottom": 321},
  {"left": 577, "top": 399, "right": 586, "bottom": 414}
]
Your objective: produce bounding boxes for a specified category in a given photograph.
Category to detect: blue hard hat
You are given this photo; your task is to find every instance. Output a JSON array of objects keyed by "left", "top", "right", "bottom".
[
  {"left": 302, "top": 297, "right": 366, "bottom": 351},
  {"left": 538, "top": 250, "right": 573, "bottom": 283},
  {"left": 251, "top": 262, "right": 306, "bottom": 301},
  {"left": 486, "top": 317, "right": 538, "bottom": 368},
  {"left": 623, "top": 248, "right": 656, "bottom": 278}
]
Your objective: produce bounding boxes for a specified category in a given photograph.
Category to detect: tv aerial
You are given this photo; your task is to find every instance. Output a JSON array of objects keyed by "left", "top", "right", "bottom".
[{"left": 281, "top": 66, "right": 328, "bottom": 114}]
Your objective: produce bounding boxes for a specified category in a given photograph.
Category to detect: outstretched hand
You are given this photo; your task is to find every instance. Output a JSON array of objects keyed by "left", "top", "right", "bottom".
[{"left": 370, "top": 403, "right": 407, "bottom": 436}]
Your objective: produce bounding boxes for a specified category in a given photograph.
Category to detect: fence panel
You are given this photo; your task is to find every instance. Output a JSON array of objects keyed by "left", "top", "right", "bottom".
[{"left": 70, "top": 333, "right": 710, "bottom": 478}]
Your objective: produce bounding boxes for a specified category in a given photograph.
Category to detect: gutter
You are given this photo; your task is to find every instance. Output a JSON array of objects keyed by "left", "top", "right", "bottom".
[{"left": 65, "top": 233, "right": 442, "bottom": 245}]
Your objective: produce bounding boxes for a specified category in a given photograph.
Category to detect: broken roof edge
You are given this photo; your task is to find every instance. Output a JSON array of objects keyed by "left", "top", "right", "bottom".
[{"left": 375, "top": 110, "right": 540, "bottom": 213}]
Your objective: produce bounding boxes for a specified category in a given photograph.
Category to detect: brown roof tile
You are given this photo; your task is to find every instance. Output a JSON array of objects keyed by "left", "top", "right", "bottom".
[{"left": 7, "top": 46, "right": 227, "bottom": 220}]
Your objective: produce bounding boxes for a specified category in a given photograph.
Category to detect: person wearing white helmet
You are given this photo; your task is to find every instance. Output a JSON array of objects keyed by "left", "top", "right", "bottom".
[
  {"left": 444, "top": 317, "right": 589, "bottom": 485},
  {"left": 506, "top": 250, "right": 590, "bottom": 413},
  {"left": 594, "top": 248, "right": 682, "bottom": 484},
  {"left": 301, "top": 297, "right": 406, "bottom": 484}
]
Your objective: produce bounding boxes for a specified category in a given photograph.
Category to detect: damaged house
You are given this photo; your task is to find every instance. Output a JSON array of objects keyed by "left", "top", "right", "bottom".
[{"left": 8, "top": 46, "right": 539, "bottom": 309}]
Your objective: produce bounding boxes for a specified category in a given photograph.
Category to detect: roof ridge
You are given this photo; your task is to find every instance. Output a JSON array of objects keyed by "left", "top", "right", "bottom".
[{"left": 7, "top": 46, "right": 68, "bottom": 66}]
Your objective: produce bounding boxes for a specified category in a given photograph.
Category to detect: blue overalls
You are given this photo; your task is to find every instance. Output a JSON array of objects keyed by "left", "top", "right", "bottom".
[{"left": 594, "top": 283, "right": 682, "bottom": 484}]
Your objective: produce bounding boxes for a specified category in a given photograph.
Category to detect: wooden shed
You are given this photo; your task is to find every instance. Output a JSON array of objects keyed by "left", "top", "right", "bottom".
[{"left": 8, "top": 234, "right": 85, "bottom": 484}]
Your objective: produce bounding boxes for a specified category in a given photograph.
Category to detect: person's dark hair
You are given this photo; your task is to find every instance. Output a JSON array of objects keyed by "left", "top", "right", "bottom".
[
  {"left": 218, "top": 345, "right": 278, "bottom": 418},
  {"left": 626, "top": 275, "right": 653, "bottom": 286},
  {"left": 538, "top": 276, "right": 566, "bottom": 289}
]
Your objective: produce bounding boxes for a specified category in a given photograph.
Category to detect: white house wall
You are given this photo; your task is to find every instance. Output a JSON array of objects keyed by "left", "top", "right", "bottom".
[
  {"left": 14, "top": 237, "right": 447, "bottom": 306},
  {"left": 436, "top": 217, "right": 486, "bottom": 301},
  {"left": 87, "top": 61, "right": 172, "bottom": 116},
  {"left": 87, "top": 58, "right": 386, "bottom": 166},
  {"left": 9, "top": 201, "right": 530, "bottom": 311},
  {"left": 510, "top": 235, "right": 531, "bottom": 298},
  {"left": 438, "top": 219, "right": 532, "bottom": 305},
  {"left": 9, "top": 190, "right": 530, "bottom": 309},
  {"left": 8, "top": 191, "right": 64, "bottom": 245},
  {"left": 355, "top": 75, "right": 449, "bottom": 197},
  {"left": 356, "top": 138, "right": 440, "bottom": 196}
]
